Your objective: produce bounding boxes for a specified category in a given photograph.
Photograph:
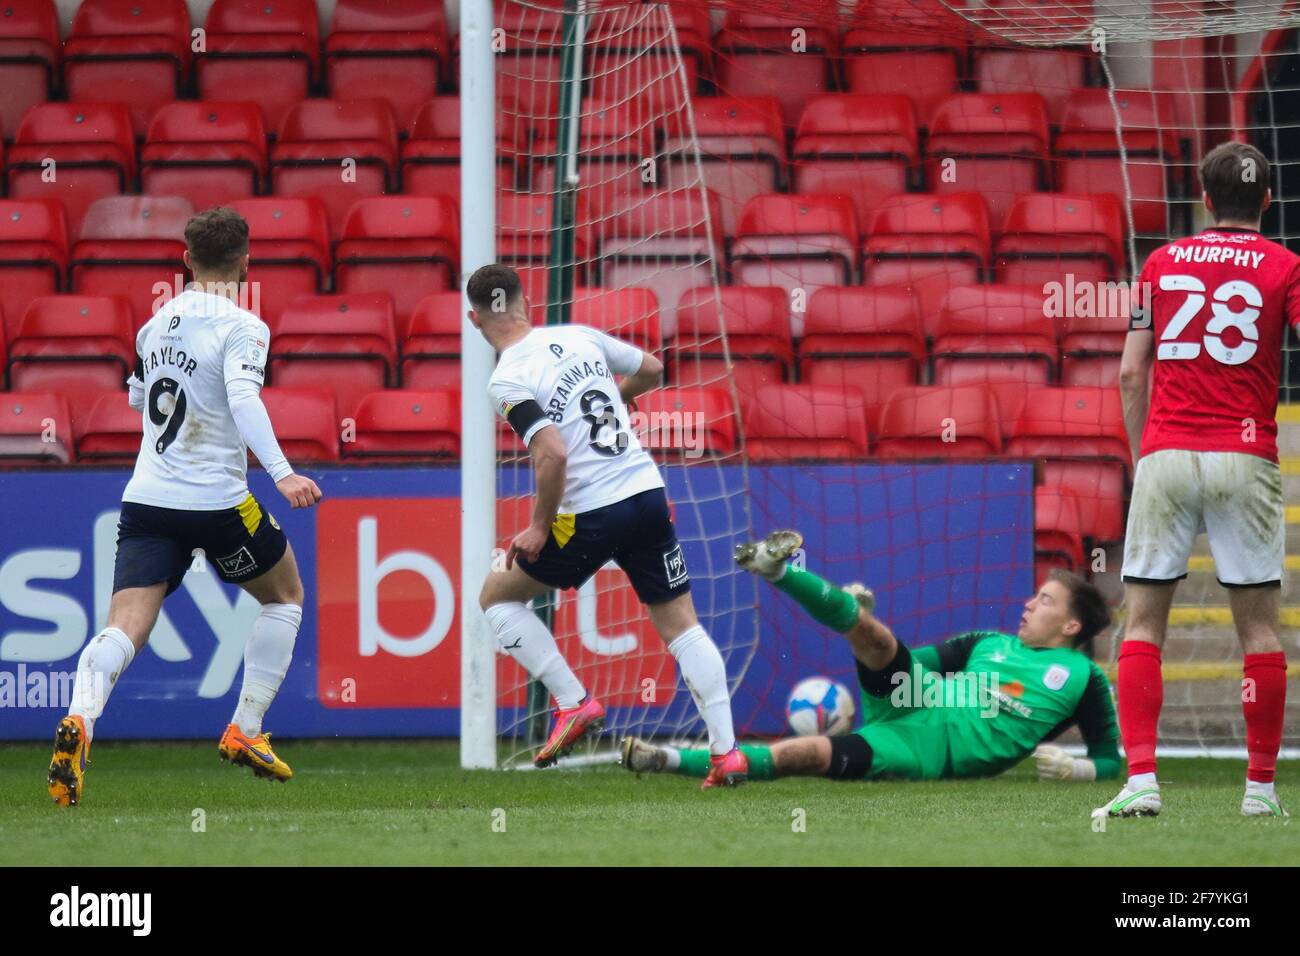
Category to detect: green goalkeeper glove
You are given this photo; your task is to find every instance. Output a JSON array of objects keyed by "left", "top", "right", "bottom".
[{"left": 1034, "top": 745, "right": 1097, "bottom": 782}]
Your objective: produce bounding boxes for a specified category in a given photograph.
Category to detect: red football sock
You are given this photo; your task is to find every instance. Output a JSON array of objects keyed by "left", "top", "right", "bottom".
[
  {"left": 1242, "top": 652, "right": 1287, "bottom": 785},
  {"left": 1118, "top": 640, "right": 1163, "bottom": 777}
]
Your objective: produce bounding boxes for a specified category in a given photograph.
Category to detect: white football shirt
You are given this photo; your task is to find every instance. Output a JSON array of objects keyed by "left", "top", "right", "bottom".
[
  {"left": 122, "top": 289, "right": 272, "bottom": 510},
  {"left": 489, "top": 324, "right": 664, "bottom": 515}
]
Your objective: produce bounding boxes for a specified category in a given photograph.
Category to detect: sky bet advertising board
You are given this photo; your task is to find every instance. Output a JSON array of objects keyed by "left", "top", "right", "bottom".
[{"left": 0, "top": 464, "right": 1033, "bottom": 740}]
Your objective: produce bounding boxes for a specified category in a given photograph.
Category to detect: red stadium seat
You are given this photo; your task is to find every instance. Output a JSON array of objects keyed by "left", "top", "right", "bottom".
[
  {"left": 600, "top": 188, "right": 725, "bottom": 339},
  {"left": 77, "top": 391, "right": 143, "bottom": 463},
  {"left": 399, "top": 291, "right": 460, "bottom": 390},
  {"left": 6, "top": 103, "right": 137, "bottom": 239},
  {"left": 716, "top": 10, "right": 838, "bottom": 128},
  {"left": 343, "top": 388, "right": 459, "bottom": 461},
  {"left": 569, "top": 287, "right": 661, "bottom": 352},
  {"left": 1006, "top": 385, "right": 1131, "bottom": 544},
  {"left": 230, "top": 196, "right": 331, "bottom": 326},
  {"left": 7, "top": 294, "right": 135, "bottom": 438},
  {"left": 842, "top": 0, "right": 965, "bottom": 127},
  {"left": 142, "top": 101, "right": 268, "bottom": 208},
  {"left": 1035, "top": 483, "right": 1086, "bottom": 582},
  {"left": 401, "top": 96, "right": 519, "bottom": 198},
  {"left": 972, "top": 46, "right": 1090, "bottom": 126},
  {"left": 324, "top": 0, "right": 448, "bottom": 128},
  {"left": 931, "top": 285, "right": 1060, "bottom": 421},
  {"left": 69, "top": 196, "right": 193, "bottom": 326},
  {"left": 994, "top": 193, "right": 1125, "bottom": 288},
  {"left": 1054, "top": 89, "right": 1182, "bottom": 235},
  {"left": 730, "top": 195, "right": 859, "bottom": 329},
  {"left": 633, "top": 387, "right": 738, "bottom": 459},
  {"left": 798, "top": 286, "right": 925, "bottom": 431},
  {"left": 0, "top": 0, "right": 58, "bottom": 141},
  {"left": 586, "top": 7, "right": 706, "bottom": 116},
  {"left": 463, "top": 2, "right": 563, "bottom": 125},
  {"left": 1061, "top": 289, "right": 1131, "bottom": 387},
  {"left": 793, "top": 94, "right": 920, "bottom": 228},
  {"left": 268, "top": 293, "right": 398, "bottom": 420},
  {"left": 0, "top": 199, "right": 67, "bottom": 342},
  {"left": 197, "top": 0, "right": 319, "bottom": 132},
  {"left": 862, "top": 192, "right": 991, "bottom": 332},
  {"left": 333, "top": 195, "right": 459, "bottom": 324},
  {"left": 925, "top": 94, "right": 1050, "bottom": 231},
  {"left": 63, "top": 0, "right": 192, "bottom": 136},
  {"left": 0, "top": 391, "right": 73, "bottom": 464},
  {"left": 258, "top": 387, "right": 341, "bottom": 462},
  {"left": 529, "top": 99, "right": 655, "bottom": 223},
  {"left": 270, "top": 99, "right": 399, "bottom": 235},
  {"left": 875, "top": 384, "right": 1003, "bottom": 458},
  {"left": 498, "top": 193, "right": 593, "bottom": 279},
  {"left": 661, "top": 96, "right": 786, "bottom": 238},
  {"left": 672, "top": 286, "right": 792, "bottom": 398},
  {"left": 744, "top": 385, "right": 869, "bottom": 461}
]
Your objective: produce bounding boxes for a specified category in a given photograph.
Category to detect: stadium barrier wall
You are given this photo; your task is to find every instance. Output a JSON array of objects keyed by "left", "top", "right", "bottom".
[{"left": 0, "top": 463, "right": 1032, "bottom": 740}]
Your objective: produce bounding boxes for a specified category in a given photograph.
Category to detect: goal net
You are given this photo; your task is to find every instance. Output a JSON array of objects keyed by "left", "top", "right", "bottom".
[{"left": 474, "top": 0, "right": 1300, "bottom": 764}]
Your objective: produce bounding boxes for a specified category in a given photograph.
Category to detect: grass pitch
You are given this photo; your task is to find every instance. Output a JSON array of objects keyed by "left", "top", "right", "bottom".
[{"left": 0, "top": 741, "right": 1292, "bottom": 866}]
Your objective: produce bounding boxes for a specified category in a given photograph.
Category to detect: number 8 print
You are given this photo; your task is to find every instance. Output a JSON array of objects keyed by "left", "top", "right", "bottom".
[{"left": 1157, "top": 273, "right": 1262, "bottom": 366}]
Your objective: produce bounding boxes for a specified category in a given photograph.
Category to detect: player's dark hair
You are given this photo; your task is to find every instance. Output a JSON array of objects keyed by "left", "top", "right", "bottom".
[
  {"left": 184, "top": 207, "right": 250, "bottom": 274},
  {"left": 1049, "top": 569, "right": 1112, "bottom": 647},
  {"left": 466, "top": 263, "right": 523, "bottom": 315},
  {"left": 1199, "top": 141, "right": 1270, "bottom": 223}
]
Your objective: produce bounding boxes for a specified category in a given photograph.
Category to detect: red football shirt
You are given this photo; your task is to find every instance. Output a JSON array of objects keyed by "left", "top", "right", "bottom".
[{"left": 1133, "top": 227, "right": 1300, "bottom": 462}]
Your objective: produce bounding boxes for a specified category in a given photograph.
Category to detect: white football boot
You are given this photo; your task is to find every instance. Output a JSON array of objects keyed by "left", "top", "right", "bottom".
[
  {"left": 734, "top": 529, "right": 803, "bottom": 581},
  {"left": 1092, "top": 782, "right": 1163, "bottom": 818},
  {"left": 1241, "top": 787, "right": 1289, "bottom": 818}
]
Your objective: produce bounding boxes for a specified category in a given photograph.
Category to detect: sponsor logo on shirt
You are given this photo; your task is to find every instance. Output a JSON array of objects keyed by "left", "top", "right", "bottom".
[{"left": 246, "top": 337, "right": 268, "bottom": 367}]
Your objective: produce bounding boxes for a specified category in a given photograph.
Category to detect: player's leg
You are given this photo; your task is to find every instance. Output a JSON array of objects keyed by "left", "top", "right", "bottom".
[
  {"left": 206, "top": 493, "right": 298, "bottom": 781},
  {"left": 1097, "top": 450, "right": 1199, "bottom": 818},
  {"left": 1202, "top": 452, "right": 1289, "bottom": 816},
  {"left": 612, "top": 489, "right": 744, "bottom": 788},
  {"left": 481, "top": 518, "right": 604, "bottom": 767},
  {"left": 50, "top": 504, "right": 187, "bottom": 806}
]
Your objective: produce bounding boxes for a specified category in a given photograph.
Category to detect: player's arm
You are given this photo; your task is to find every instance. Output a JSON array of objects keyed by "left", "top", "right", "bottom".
[
  {"left": 127, "top": 354, "right": 146, "bottom": 411},
  {"left": 1119, "top": 263, "right": 1156, "bottom": 464},
  {"left": 1034, "top": 665, "right": 1122, "bottom": 782},
  {"left": 223, "top": 322, "right": 321, "bottom": 509},
  {"left": 493, "top": 380, "right": 567, "bottom": 567},
  {"left": 911, "top": 631, "right": 990, "bottom": 674},
  {"left": 588, "top": 328, "right": 661, "bottom": 405}
]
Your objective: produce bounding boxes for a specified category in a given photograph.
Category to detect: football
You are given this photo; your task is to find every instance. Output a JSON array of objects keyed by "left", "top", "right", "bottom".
[{"left": 786, "top": 676, "right": 856, "bottom": 736}]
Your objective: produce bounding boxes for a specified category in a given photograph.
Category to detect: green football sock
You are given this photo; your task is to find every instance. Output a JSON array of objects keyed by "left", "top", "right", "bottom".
[
  {"left": 674, "top": 745, "right": 776, "bottom": 780},
  {"left": 772, "top": 566, "right": 862, "bottom": 633}
]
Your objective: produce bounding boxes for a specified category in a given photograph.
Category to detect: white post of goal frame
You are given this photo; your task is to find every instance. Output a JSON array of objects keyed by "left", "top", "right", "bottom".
[{"left": 459, "top": 0, "right": 497, "bottom": 769}]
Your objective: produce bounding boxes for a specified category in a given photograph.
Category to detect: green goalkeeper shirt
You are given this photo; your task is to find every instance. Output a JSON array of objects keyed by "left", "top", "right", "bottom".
[{"left": 910, "top": 631, "right": 1122, "bottom": 779}]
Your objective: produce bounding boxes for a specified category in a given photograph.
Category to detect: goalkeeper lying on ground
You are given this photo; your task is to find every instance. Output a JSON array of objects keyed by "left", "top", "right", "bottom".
[{"left": 621, "top": 530, "right": 1121, "bottom": 784}]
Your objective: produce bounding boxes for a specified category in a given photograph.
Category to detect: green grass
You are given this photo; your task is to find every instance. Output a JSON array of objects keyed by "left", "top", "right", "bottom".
[{"left": 0, "top": 741, "right": 1293, "bottom": 865}]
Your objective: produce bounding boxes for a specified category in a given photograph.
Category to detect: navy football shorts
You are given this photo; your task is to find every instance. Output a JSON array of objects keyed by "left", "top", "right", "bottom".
[
  {"left": 113, "top": 494, "right": 288, "bottom": 596},
  {"left": 517, "top": 487, "right": 690, "bottom": 605}
]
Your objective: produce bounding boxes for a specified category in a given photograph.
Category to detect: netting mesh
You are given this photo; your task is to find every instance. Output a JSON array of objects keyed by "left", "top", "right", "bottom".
[{"left": 484, "top": 0, "right": 1300, "bottom": 757}]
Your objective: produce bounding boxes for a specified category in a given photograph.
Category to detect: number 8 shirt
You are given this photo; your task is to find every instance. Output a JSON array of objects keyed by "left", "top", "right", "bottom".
[
  {"left": 488, "top": 324, "right": 664, "bottom": 514},
  {"left": 1133, "top": 226, "right": 1300, "bottom": 463},
  {"left": 123, "top": 289, "right": 280, "bottom": 510}
]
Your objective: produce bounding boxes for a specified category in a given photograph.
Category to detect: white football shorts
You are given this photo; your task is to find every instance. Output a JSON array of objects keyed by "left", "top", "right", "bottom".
[{"left": 1122, "top": 448, "right": 1284, "bottom": 587}]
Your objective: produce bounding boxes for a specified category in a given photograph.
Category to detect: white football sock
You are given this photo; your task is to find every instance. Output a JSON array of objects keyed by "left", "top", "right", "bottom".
[
  {"left": 232, "top": 603, "right": 300, "bottom": 737},
  {"left": 484, "top": 602, "right": 585, "bottom": 710},
  {"left": 1128, "top": 772, "right": 1159, "bottom": 790},
  {"left": 667, "top": 624, "right": 736, "bottom": 755},
  {"left": 69, "top": 627, "right": 136, "bottom": 741}
]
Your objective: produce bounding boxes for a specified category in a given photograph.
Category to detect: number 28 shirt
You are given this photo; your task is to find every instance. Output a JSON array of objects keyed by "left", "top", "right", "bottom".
[
  {"left": 489, "top": 325, "right": 664, "bottom": 515},
  {"left": 122, "top": 289, "right": 272, "bottom": 510},
  {"left": 1133, "top": 227, "right": 1300, "bottom": 463}
]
